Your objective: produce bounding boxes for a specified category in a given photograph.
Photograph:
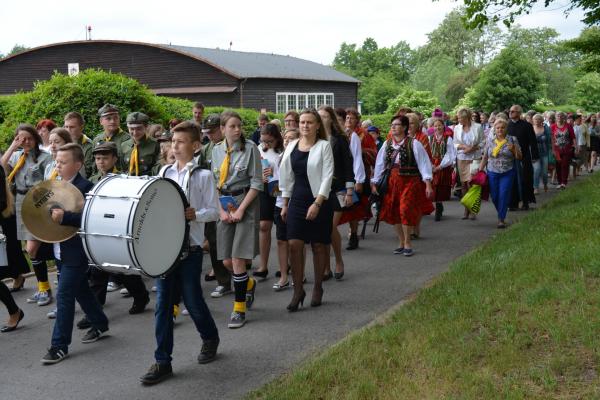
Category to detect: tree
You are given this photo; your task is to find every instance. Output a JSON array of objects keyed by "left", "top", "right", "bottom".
[
  {"left": 563, "top": 27, "right": 600, "bottom": 73},
  {"left": 443, "top": 67, "right": 481, "bottom": 110},
  {"left": 411, "top": 56, "right": 457, "bottom": 108},
  {"left": 416, "top": 9, "right": 501, "bottom": 68},
  {"left": 458, "top": 0, "right": 600, "bottom": 29},
  {"left": 573, "top": 72, "right": 600, "bottom": 111},
  {"left": 360, "top": 71, "right": 404, "bottom": 114},
  {"left": 386, "top": 87, "right": 440, "bottom": 117},
  {"left": 1, "top": 44, "right": 29, "bottom": 59},
  {"left": 466, "top": 46, "right": 543, "bottom": 112}
]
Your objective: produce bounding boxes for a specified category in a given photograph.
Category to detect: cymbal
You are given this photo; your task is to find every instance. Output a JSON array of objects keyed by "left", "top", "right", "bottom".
[{"left": 21, "top": 180, "right": 84, "bottom": 243}]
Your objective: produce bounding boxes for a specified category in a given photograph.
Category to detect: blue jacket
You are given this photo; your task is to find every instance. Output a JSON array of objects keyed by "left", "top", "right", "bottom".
[{"left": 59, "top": 173, "right": 94, "bottom": 266}]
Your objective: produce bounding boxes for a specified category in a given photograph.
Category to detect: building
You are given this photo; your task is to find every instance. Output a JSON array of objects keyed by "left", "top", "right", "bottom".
[{"left": 0, "top": 40, "right": 359, "bottom": 113}]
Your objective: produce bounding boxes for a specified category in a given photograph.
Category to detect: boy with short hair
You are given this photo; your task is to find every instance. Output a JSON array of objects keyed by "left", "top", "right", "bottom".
[
  {"left": 42, "top": 144, "right": 109, "bottom": 364},
  {"left": 89, "top": 142, "right": 119, "bottom": 184},
  {"left": 140, "top": 121, "right": 220, "bottom": 385}
]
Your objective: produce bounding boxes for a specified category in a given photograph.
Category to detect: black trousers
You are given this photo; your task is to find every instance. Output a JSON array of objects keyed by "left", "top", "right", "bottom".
[
  {"left": 0, "top": 281, "right": 18, "bottom": 315},
  {"left": 205, "top": 221, "right": 230, "bottom": 287},
  {"left": 89, "top": 268, "right": 148, "bottom": 306}
]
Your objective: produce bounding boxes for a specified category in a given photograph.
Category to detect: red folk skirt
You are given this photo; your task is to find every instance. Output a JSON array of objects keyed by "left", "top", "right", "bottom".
[
  {"left": 379, "top": 170, "right": 422, "bottom": 226},
  {"left": 432, "top": 158, "right": 453, "bottom": 202},
  {"left": 339, "top": 195, "right": 372, "bottom": 225}
]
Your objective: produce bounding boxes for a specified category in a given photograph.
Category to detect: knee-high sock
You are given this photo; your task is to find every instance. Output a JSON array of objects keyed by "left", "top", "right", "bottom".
[
  {"left": 31, "top": 259, "right": 50, "bottom": 292},
  {"left": 232, "top": 272, "right": 248, "bottom": 313}
]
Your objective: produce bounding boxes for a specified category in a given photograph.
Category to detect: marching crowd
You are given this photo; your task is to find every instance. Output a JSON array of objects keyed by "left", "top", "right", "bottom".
[{"left": 0, "top": 100, "right": 596, "bottom": 384}]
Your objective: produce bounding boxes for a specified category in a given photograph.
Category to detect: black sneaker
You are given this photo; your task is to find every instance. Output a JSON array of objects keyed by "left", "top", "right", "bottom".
[
  {"left": 76, "top": 315, "right": 91, "bottom": 330},
  {"left": 246, "top": 278, "right": 256, "bottom": 309},
  {"left": 140, "top": 363, "right": 173, "bottom": 385},
  {"left": 41, "top": 347, "right": 69, "bottom": 364},
  {"left": 228, "top": 311, "right": 246, "bottom": 329},
  {"left": 129, "top": 296, "right": 150, "bottom": 315},
  {"left": 81, "top": 327, "right": 107, "bottom": 343},
  {"left": 197, "top": 337, "right": 220, "bottom": 364}
]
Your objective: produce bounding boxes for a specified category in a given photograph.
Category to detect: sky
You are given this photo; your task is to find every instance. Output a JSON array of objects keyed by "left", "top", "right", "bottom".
[{"left": 0, "top": 0, "right": 587, "bottom": 65}]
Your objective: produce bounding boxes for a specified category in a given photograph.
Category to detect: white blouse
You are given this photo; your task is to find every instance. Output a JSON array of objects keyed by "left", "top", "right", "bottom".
[
  {"left": 349, "top": 132, "right": 366, "bottom": 184},
  {"left": 453, "top": 122, "right": 484, "bottom": 161},
  {"left": 372, "top": 138, "right": 433, "bottom": 184}
]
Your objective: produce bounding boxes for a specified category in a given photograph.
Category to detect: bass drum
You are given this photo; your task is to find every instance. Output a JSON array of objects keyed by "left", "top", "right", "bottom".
[{"left": 80, "top": 175, "right": 188, "bottom": 277}]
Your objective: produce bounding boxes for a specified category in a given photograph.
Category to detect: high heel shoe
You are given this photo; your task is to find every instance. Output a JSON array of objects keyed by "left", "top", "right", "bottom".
[
  {"left": 10, "top": 276, "right": 25, "bottom": 292},
  {"left": 334, "top": 271, "right": 344, "bottom": 280},
  {"left": 311, "top": 289, "right": 323, "bottom": 307},
  {"left": 1, "top": 309, "right": 24, "bottom": 332},
  {"left": 323, "top": 269, "right": 332, "bottom": 281},
  {"left": 286, "top": 290, "right": 305, "bottom": 312}
]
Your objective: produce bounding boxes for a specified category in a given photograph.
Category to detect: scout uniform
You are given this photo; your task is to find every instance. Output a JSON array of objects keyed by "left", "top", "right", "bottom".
[
  {"left": 92, "top": 104, "right": 131, "bottom": 168},
  {"left": 77, "top": 134, "right": 94, "bottom": 178},
  {"left": 212, "top": 136, "right": 263, "bottom": 328},
  {"left": 200, "top": 114, "right": 220, "bottom": 170},
  {"left": 8, "top": 149, "right": 52, "bottom": 240},
  {"left": 88, "top": 142, "right": 120, "bottom": 184},
  {"left": 121, "top": 112, "right": 160, "bottom": 176}
]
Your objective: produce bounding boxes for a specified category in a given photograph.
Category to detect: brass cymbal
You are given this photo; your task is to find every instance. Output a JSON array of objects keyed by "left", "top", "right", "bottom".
[{"left": 21, "top": 180, "right": 84, "bottom": 243}]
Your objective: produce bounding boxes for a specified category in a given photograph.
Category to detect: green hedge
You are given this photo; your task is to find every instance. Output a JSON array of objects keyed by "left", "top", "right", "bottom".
[
  {"left": 0, "top": 69, "right": 285, "bottom": 148},
  {"left": 362, "top": 113, "right": 392, "bottom": 133}
]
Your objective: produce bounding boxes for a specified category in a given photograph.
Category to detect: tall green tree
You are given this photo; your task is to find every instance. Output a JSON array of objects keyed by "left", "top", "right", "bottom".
[
  {"left": 573, "top": 72, "right": 600, "bottom": 111},
  {"left": 466, "top": 46, "right": 543, "bottom": 111},
  {"left": 563, "top": 27, "right": 600, "bottom": 73},
  {"left": 411, "top": 56, "right": 457, "bottom": 109},
  {"left": 458, "top": 0, "right": 600, "bottom": 28},
  {"left": 416, "top": 9, "right": 501, "bottom": 68}
]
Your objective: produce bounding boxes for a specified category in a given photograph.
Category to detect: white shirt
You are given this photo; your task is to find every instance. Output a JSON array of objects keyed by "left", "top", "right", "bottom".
[
  {"left": 372, "top": 138, "right": 433, "bottom": 183},
  {"left": 432, "top": 136, "right": 457, "bottom": 169},
  {"left": 349, "top": 132, "right": 366, "bottom": 183},
  {"left": 453, "top": 122, "right": 484, "bottom": 160},
  {"left": 258, "top": 146, "right": 282, "bottom": 183},
  {"left": 163, "top": 162, "right": 219, "bottom": 246}
]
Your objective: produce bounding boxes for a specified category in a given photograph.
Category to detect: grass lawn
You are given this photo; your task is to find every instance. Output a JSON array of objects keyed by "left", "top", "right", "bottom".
[{"left": 249, "top": 174, "right": 600, "bottom": 399}]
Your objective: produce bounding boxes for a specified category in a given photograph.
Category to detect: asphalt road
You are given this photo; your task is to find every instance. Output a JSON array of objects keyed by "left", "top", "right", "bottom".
[{"left": 0, "top": 186, "right": 561, "bottom": 400}]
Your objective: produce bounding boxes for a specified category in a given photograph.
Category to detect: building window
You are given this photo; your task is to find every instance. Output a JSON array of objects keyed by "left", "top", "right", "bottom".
[{"left": 276, "top": 92, "right": 334, "bottom": 113}]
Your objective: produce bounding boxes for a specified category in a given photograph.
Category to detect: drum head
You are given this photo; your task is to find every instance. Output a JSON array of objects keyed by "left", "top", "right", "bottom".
[{"left": 131, "top": 179, "right": 187, "bottom": 277}]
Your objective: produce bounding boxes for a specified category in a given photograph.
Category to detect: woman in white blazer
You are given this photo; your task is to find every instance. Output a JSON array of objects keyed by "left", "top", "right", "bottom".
[{"left": 279, "top": 109, "right": 334, "bottom": 312}]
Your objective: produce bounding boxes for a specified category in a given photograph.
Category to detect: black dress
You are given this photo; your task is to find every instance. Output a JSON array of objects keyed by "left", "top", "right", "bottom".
[
  {"left": 508, "top": 119, "right": 539, "bottom": 207},
  {"left": 0, "top": 167, "right": 30, "bottom": 280},
  {"left": 286, "top": 146, "right": 333, "bottom": 244}
]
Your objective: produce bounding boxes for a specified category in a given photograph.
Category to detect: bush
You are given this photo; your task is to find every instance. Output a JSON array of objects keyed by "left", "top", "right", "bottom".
[
  {"left": 573, "top": 72, "right": 600, "bottom": 112},
  {"left": 362, "top": 113, "right": 392, "bottom": 134},
  {"left": 0, "top": 69, "right": 287, "bottom": 147},
  {"left": 385, "top": 87, "right": 440, "bottom": 117}
]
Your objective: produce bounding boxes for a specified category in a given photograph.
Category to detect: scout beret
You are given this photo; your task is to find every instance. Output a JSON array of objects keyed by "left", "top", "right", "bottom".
[
  {"left": 126, "top": 112, "right": 149, "bottom": 126},
  {"left": 92, "top": 141, "right": 118, "bottom": 156},
  {"left": 202, "top": 114, "right": 221, "bottom": 133},
  {"left": 156, "top": 130, "right": 173, "bottom": 142},
  {"left": 98, "top": 104, "right": 120, "bottom": 117}
]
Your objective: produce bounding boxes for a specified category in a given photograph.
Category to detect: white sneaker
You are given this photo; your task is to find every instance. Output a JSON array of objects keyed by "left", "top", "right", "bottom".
[
  {"left": 47, "top": 308, "right": 57, "bottom": 319},
  {"left": 119, "top": 288, "right": 129, "bottom": 295},
  {"left": 27, "top": 291, "right": 41, "bottom": 303},
  {"left": 151, "top": 286, "right": 157, "bottom": 292},
  {"left": 107, "top": 282, "right": 122, "bottom": 292},
  {"left": 182, "top": 309, "right": 189, "bottom": 316},
  {"left": 210, "top": 285, "right": 232, "bottom": 298}
]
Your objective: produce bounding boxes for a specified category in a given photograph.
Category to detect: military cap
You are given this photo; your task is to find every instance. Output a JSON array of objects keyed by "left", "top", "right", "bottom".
[
  {"left": 202, "top": 114, "right": 221, "bottom": 133},
  {"left": 92, "top": 141, "right": 118, "bottom": 156},
  {"left": 126, "top": 112, "right": 150, "bottom": 126},
  {"left": 156, "top": 130, "right": 173, "bottom": 142},
  {"left": 98, "top": 104, "right": 120, "bottom": 117}
]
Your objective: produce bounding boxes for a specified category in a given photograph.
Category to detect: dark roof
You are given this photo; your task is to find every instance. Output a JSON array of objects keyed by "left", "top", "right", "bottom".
[
  {"left": 0, "top": 40, "right": 359, "bottom": 84},
  {"left": 167, "top": 45, "right": 359, "bottom": 83}
]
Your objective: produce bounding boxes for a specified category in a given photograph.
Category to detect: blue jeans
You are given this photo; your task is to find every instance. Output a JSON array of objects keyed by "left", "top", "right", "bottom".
[
  {"left": 533, "top": 156, "right": 548, "bottom": 188},
  {"left": 488, "top": 169, "right": 515, "bottom": 221},
  {"left": 51, "top": 264, "right": 108, "bottom": 352},
  {"left": 154, "top": 249, "right": 219, "bottom": 364}
]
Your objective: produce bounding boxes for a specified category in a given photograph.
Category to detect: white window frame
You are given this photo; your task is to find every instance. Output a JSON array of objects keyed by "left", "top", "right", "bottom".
[{"left": 276, "top": 92, "right": 335, "bottom": 113}]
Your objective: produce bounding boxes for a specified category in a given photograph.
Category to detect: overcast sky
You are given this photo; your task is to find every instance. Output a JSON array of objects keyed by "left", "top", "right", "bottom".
[{"left": 1, "top": 0, "right": 586, "bottom": 64}]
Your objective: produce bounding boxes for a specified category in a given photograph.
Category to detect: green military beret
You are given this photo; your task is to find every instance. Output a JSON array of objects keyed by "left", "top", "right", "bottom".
[
  {"left": 98, "top": 104, "right": 120, "bottom": 117},
  {"left": 202, "top": 114, "right": 221, "bottom": 133},
  {"left": 92, "top": 141, "right": 118, "bottom": 156},
  {"left": 126, "top": 112, "right": 149, "bottom": 126}
]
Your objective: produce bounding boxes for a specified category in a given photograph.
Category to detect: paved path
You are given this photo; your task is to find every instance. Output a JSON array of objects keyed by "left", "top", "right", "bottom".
[{"left": 0, "top": 184, "right": 564, "bottom": 399}]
